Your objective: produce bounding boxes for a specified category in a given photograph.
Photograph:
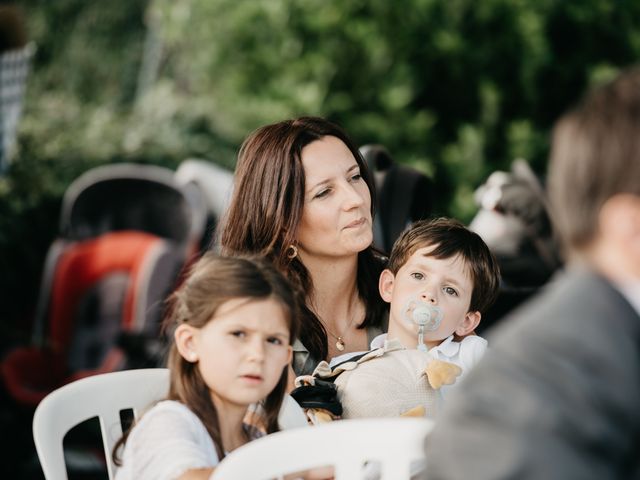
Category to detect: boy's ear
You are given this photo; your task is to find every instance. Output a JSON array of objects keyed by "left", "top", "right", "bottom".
[
  {"left": 455, "top": 311, "right": 481, "bottom": 337},
  {"left": 379, "top": 269, "right": 395, "bottom": 303},
  {"left": 175, "top": 324, "right": 199, "bottom": 363}
]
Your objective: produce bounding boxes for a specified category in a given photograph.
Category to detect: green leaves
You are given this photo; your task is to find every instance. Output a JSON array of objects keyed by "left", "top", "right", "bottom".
[{"left": 5, "top": 0, "right": 640, "bottom": 321}]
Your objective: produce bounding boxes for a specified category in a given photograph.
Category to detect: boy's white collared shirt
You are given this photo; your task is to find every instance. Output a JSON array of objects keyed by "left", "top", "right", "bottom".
[{"left": 370, "top": 332, "right": 486, "bottom": 364}]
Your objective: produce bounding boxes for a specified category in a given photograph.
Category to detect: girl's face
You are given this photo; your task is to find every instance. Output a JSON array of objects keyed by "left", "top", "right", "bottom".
[
  {"left": 176, "top": 297, "right": 292, "bottom": 414},
  {"left": 296, "top": 135, "right": 373, "bottom": 262}
]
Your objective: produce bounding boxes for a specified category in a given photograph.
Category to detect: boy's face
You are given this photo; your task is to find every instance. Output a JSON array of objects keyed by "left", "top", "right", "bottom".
[{"left": 380, "top": 245, "right": 481, "bottom": 349}]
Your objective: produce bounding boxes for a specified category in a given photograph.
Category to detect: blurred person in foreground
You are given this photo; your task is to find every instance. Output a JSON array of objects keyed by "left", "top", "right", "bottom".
[{"left": 424, "top": 66, "right": 640, "bottom": 479}]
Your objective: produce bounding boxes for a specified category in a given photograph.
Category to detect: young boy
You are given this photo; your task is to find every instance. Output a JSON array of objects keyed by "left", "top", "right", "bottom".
[
  {"left": 293, "top": 217, "right": 501, "bottom": 421},
  {"left": 374, "top": 216, "right": 500, "bottom": 377}
]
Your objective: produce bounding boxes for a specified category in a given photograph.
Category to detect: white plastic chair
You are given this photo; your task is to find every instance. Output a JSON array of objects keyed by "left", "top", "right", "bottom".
[
  {"left": 210, "top": 417, "right": 433, "bottom": 480},
  {"left": 278, "top": 393, "right": 310, "bottom": 430},
  {"left": 174, "top": 158, "right": 234, "bottom": 224},
  {"left": 32, "top": 368, "right": 308, "bottom": 479},
  {"left": 32, "top": 368, "right": 170, "bottom": 480}
]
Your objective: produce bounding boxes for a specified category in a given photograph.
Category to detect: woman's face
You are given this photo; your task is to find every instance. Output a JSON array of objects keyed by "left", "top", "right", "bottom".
[{"left": 296, "top": 135, "right": 373, "bottom": 262}]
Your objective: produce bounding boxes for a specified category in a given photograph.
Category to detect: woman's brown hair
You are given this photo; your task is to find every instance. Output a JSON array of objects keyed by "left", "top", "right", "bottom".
[
  {"left": 219, "top": 116, "right": 387, "bottom": 364},
  {"left": 115, "top": 254, "right": 299, "bottom": 462}
]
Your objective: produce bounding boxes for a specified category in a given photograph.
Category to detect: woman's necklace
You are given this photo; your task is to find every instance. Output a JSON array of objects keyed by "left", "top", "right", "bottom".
[
  {"left": 323, "top": 303, "right": 361, "bottom": 352},
  {"left": 326, "top": 326, "right": 350, "bottom": 352}
]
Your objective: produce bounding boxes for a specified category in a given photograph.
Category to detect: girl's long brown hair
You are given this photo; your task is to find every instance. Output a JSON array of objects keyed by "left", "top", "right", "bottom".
[
  {"left": 114, "top": 254, "right": 299, "bottom": 462},
  {"left": 219, "top": 116, "right": 387, "bottom": 363}
]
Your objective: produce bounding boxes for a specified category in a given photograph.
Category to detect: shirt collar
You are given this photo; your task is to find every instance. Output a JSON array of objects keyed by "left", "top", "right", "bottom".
[
  {"left": 428, "top": 335, "right": 460, "bottom": 359},
  {"left": 612, "top": 279, "right": 640, "bottom": 317},
  {"left": 371, "top": 332, "right": 460, "bottom": 358}
]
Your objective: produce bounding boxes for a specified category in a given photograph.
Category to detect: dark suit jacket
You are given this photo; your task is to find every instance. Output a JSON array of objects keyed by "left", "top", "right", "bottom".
[{"left": 425, "top": 268, "right": 640, "bottom": 479}]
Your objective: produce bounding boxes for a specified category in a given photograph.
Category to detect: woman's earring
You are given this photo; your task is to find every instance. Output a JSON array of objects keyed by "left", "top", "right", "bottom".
[{"left": 286, "top": 244, "right": 298, "bottom": 259}]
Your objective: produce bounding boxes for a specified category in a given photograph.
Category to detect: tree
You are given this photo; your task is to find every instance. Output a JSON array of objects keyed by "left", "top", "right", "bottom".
[{"left": 3, "top": 0, "right": 640, "bottom": 335}]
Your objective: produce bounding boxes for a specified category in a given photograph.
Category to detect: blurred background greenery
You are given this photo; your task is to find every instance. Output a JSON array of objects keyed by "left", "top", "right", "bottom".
[{"left": 2, "top": 0, "right": 640, "bottom": 345}]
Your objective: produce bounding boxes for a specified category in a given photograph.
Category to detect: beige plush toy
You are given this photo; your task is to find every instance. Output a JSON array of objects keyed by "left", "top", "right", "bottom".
[
  {"left": 294, "top": 339, "right": 462, "bottom": 424},
  {"left": 425, "top": 358, "right": 463, "bottom": 389}
]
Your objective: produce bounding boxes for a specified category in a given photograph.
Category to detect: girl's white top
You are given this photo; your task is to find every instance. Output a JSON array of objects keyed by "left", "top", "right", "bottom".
[{"left": 115, "top": 400, "right": 262, "bottom": 480}]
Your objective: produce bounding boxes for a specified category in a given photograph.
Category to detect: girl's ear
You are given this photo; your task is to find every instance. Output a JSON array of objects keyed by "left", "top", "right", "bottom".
[
  {"left": 455, "top": 311, "right": 481, "bottom": 337},
  {"left": 175, "top": 324, "right": 199, "bottom": 363},
  {"left": 379, "top": 269, "right": 395, "bottom": 303}
]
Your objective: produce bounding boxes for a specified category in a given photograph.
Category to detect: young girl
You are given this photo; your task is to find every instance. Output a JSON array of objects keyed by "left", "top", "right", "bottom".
[{"left": 114, "top": 254, "right": 299, "bottom": 480}]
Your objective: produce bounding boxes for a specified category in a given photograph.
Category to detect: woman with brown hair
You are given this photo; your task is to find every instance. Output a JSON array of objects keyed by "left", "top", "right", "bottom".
[{"left": 219, "top": 116, "right": 388, "bottom": 376}]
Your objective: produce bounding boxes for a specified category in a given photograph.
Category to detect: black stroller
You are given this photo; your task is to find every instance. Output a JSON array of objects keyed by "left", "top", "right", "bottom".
[{"left": 1, "top": 163, "right": 206, "bottom": 407}]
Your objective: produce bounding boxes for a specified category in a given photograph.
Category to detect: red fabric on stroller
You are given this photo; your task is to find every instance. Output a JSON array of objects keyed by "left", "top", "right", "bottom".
[
  {"left": 1, "top": 163, "right": 207, "bottom": 408},
  {"left": 2, "top": 231, "right": 167, "bottom": 406}
]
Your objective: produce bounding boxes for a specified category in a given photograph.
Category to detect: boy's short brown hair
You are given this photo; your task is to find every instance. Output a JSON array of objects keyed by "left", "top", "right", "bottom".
[
  {"left": 387, "top": 217, "right": 501, "bottom": 314},
  {"left": 549, "top": 67, "right": 640, "bottom": 254}
]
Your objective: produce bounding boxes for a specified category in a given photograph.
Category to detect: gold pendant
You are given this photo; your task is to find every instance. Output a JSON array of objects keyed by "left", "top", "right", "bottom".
[{"left": 336, "top": 338, "right": 345, "bottom": 351}]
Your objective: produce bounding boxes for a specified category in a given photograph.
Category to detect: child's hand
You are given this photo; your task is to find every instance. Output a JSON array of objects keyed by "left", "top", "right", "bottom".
[{"left": 307, "top": 408, "right": 336, "bottom": 424}]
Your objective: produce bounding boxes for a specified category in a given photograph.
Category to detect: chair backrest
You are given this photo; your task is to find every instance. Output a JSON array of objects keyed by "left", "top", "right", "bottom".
[
  {"left": 33, "top": 368, "right": 308, "bottom": 479},
  {"left": 278, "top": 393, "right": 310, "bottom": 430},
  {"left": 60, "top": 163, "right": 206, "bottom": 248},
  {"left": 174, "top": 158, "right": 235, "bottom": 250},
  {"left": 211, "top": 417, "right": 433, "bottom": 480},
  {"left": 33, "top": 368, "right": 170, "bottom": 480},
  {"left": 174, "top": 158, "right": 234, "bottom": 225}
]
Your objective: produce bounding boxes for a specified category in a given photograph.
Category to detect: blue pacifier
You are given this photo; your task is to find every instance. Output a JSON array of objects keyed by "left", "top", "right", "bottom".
[{"left": 403, "top": 297, "right": 444, "bottom": 352}]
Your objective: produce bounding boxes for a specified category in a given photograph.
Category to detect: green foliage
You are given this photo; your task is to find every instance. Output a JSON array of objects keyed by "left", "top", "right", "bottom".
[
  {"left": 148, "top": 0, "right": 640, "bottom": 214},
  {"left": 3, "top": 0, "right": 640, "bottom": 330}
]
